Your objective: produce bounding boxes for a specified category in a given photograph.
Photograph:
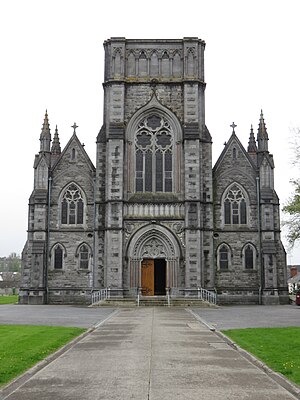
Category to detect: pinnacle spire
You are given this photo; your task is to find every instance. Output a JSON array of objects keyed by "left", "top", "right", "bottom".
[
  {"left": 51, "top": 125, "right": 61, "bottom": 155},
  {"left": 257, "top": 110, "right": 269, "bottom": 152},
  {"left": 40, "top": 110, "right": 51, "bottom": 152},
  {"left": 247, "top": 124, "right": 257, "bottom": 153}
]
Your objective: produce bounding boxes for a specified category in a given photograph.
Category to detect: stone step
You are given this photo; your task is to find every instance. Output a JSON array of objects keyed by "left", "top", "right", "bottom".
[
  {"left": 91, "top": 296, "right": 217, "bottom": 308},
  {"left": 91, "top": 297, "right": 137, "bottom": 307}
]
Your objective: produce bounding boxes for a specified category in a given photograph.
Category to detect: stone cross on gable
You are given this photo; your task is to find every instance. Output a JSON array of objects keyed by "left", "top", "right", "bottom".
[
  {"left": 230, "top": 122, "right": 237, "bottom": 133},
  {"left": 72, "top": 122, "right": 78, "bottom": 134}
]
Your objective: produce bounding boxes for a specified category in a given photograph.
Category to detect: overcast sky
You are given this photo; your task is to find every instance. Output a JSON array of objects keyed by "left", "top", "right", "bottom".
[{"left": 1, "top": 0, "right": 300, "bottom": 263}]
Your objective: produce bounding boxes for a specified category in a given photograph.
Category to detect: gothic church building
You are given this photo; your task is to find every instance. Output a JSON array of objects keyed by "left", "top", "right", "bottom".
[{"left": 20, "top": 38, "right": 288, "bottom": 305}]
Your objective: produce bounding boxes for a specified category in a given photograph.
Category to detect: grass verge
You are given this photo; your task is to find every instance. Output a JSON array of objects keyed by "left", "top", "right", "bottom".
[
  {"left": 0, "top": 325, "right": 85, "bottom": 386},
  {"left": 0, "top": 295, "right": 18, "bottom": 305},
  {"left": 223, "top": 327, "right": 300, "bottom": 386}
]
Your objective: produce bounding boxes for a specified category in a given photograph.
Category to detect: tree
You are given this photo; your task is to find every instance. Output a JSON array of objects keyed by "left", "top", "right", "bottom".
[
  {"left": 283, "top": 180, "right": 300, "bottom": 246},
  {"left": 283, "top": 128, "right": 300, "bottom": 247},
  {"left": 0, "top": 253, "right": 21, "bottom": 272},
  {"left": 7, "top": 253, "right": 21, "bottom": 272}
]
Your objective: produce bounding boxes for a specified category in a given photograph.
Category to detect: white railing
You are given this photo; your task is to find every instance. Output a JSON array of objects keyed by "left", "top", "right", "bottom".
[
  {"left": 166, "top": 287, "right": 170, "bottom": 307},
  {"left": 180, "top": 288, "right": 217, "bottom": 305},
  {"left": 91, "top": 288, "right": 110, "bottom": 305},
  {"left": 197, "top": 288, "right": 217, "bottom": 305},
  {"left": 136, "top": 287, "right": 141, "bottom": 307}
]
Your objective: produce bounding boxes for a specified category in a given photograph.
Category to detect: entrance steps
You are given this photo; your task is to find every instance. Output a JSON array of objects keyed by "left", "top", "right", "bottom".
[
  {"left": 92, "top": 296, "right": 217, "bottom": 308},
  {"left": 140, "top": 297, "right": 216, "bottom": 307},
  {"left": 92, "top": 297, "right": 137, "bottom": 307}
]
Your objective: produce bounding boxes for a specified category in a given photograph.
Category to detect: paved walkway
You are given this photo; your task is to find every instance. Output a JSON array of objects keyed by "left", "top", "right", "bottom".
[
  {"left": 192, "top": 304, "right": 300, "bottom": 330},
  {"left": 0, "top": 304, "right": 115, "bottom": 328},
  {"left": 1, "top": 307, "right": 299, "bottom": 400}
]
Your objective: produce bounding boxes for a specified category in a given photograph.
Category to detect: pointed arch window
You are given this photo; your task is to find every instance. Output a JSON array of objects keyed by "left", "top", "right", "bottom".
[
  {"left": 61, "top": 184, "right": 84, "bottom": 225},
  {"left": 135, "top": 114, "right": 173, "bottom": 192},
  {"left": 224, "top": 184, "right": 247, "bottom": 225},
  {"left": 243, "top": 244, "right": 256, "bottom": 270},
  {"left": 79, "top": 244, "right": 89, "bottom": 269},
  {"left": 232, "top": 147, "right": 237, "bottom": 159},
  {"left": 53, "top": 245, "right": 63, "bottom": 269},
  {"left": 218, "top": 244, "right": 231, "bottom": 270}
]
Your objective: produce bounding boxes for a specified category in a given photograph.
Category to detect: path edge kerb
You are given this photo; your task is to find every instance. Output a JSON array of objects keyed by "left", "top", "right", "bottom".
[
  {"left": 187, "top": 308, "right": 300, "bottom": 400},
  {"left": 0, "top": 309, "right": 119, "bottom": 400},
  {"left": 216, "top": 329, "right": 300, "bottom": 400}
]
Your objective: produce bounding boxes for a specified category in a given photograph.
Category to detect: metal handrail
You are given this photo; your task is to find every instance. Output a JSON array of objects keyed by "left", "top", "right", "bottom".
[
  {"left": 136, "top": 287, "right": 141, "bottom": 307},
  {"left": 91, "top": 288, "right": 109, "bottom": 305},
  {"left": 180, "top": 288, "right": 217, "bottom": 305},
  {"left": 166, "top": 287, "right": 170, "bottom": 307},
  {"left": 197, "top": 287, "right": 217, "bottom": 305},
  {"left": 91, "top": 287, "right": 217, "bottom": 306}
]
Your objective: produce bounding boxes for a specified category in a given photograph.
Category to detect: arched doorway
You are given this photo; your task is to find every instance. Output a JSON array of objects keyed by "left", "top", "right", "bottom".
[{"left": 126, "top": 225, "right": 182, "bottom": 296}]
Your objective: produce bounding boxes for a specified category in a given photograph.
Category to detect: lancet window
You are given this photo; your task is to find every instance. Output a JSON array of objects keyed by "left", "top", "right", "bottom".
[
  {"left": 218, "top": 244, "right": 230, "bottom": 270},
  {"left": 243, "top": 244, "right": 256, "bottom": 270},
  {"left": 79, "top": 244, "right": 89, "bottom": 269},
  {"left": 53, "top": 245, "right": 63, "bottom": 269}
]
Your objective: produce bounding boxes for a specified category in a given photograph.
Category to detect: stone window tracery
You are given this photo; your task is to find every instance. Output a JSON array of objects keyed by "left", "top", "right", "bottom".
[
  {"left": 224, "top": 184, "right": 247, "bottom": 225},
  {"left": 135, "top": 114, "right": 173, "bottom": 192},
  {"left": 61, "top": 184, "right": 84, "bottom": 225}
]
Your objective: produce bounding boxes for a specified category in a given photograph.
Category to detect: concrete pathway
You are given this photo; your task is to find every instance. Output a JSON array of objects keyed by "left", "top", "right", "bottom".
[
  {"left": 0, "top": 304, "right": 115, "bottom": 328},
  {"left": 1, "top": 307, "right": 299, "bottom": 400},
  {"left": 192, "top": 304, "right": 300, "bottom": 330}
]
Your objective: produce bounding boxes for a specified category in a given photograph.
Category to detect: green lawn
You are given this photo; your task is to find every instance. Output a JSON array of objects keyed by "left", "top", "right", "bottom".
[
  {"left": 0, "top": 295, "right": 18, "bottom": 304},
  {"left": 223, "top": 327, "right": 300, "bottom": 386},
  {"left": 0, "top": 325, "right": 85, "bottom": 386}
]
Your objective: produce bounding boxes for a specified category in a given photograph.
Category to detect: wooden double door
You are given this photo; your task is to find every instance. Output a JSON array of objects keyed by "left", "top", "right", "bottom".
[{"left": 141, "top": 259, "right": 166, "bottom": 296}]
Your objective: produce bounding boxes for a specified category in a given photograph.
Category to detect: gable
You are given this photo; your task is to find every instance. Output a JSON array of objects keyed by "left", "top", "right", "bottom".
[
  {"left": 52, "top": 133, "right": 95, "bottom": 175},
  {"left": 213, "top": 133, "right": 256, "bottom": 177},
  {"left": 50, "top": 134, "right": 96, "bottom": 204}
]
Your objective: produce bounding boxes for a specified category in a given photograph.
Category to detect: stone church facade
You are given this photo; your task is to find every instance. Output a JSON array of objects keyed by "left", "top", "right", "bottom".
[{"left": 20, "top": 37, "right": 288, "bottom": 305}]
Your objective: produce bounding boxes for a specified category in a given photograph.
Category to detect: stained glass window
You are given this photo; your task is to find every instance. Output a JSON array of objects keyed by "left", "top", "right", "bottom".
[
  {"left": 61, "top": 184, "right": 84, "bottom": 225},
  {"left": 135, "top": 114, "right": 173, "bottom": 192},
  {"left": 224, "top": 185, "right": 247, "bottom": 225}
]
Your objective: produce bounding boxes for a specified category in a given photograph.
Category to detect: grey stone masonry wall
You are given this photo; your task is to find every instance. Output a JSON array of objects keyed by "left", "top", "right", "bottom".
[
  {"left": 20, "top": 140, "right": 52, "bottom": 304},
  {"left": 213, "top": 135, "right": 261, "bottom": 295},
  {"left": 46, "top": 134, "right": 95, "bottom": 304},
  {"left": 99, "top": 38, "right": 209, "bottom": 294},
  {"left": 20, "top": 37, "right": 288, "bottom": 305},
  {"left": 103, "top": 37, "right": 206, "bottom": 82},
  {"left": 213, "top": 129, "right": 288, "bottom": 304}
]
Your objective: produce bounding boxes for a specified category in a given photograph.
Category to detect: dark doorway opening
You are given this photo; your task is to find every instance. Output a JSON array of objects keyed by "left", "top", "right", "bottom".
[{"left": 154, "top": 259, "right": 166, "bottom": 295}]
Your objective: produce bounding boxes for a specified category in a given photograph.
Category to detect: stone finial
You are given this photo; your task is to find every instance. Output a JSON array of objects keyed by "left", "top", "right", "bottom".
[
  {"left": 51, "top": 125, "right": 61, "bottom": 155},
  {"left": 72, "top": 122, "right": 78, "bottom": 134},
  {"left": 39, "top": 110, "right": 51, "bottom": 152},
  {"left": 230, "top": 122, "right": 237, "bottom": 134},
  {"left": 257, "top": 110, "right": 269, "bottom": 152},
  {"left": 247, "top": 124, "right": 257, "bottom": 153}
]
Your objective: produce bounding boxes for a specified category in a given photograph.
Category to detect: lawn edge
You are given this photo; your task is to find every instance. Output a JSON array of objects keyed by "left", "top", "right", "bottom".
[
  {"left": 0, "top": 327, "right": 92, "bottom": 398},
  {"left": 0, "top": 309, "right": 119, "bottom": 399},
  {"left": 217, "top": 330, "right": 300, "bottom": 399}
]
